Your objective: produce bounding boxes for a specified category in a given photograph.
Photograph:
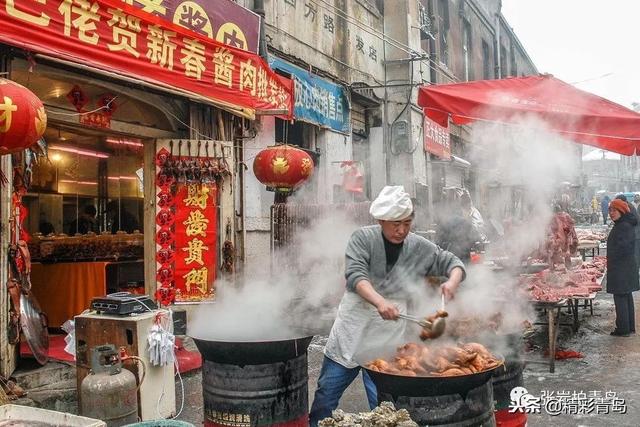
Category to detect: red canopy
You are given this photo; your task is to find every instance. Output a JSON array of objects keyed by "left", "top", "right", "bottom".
[{"left": 418, "top": 75, "right": 640, "bottom": 155}]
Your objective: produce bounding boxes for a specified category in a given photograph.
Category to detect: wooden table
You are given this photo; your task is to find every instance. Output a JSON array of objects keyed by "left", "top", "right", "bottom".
[{"left": 532, "top": 299, "right": 567, "bottom": 373}]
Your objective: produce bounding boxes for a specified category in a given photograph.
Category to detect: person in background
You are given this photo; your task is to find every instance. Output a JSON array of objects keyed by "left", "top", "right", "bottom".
[
  {"left": 601, "top": 195, "right": 611, "bottom": 225},
  {"left": 615, "top": 194, "right": 640, "bottom": 267},
  {"left": 309, "top": 186, "right": 465, "bottom": 426},
  {"left": 634, "top": 193, "right": 640, "bottom": 211},
  {"left": 436, "top": 197, "right": 481, "bottom": 265},
  {"left": 461, "top": 192, "right": 486, "bottom": 242},
  {"left": 69, "top": 205, "right": 97, "bottom": 235},
  {"left": 106, "top": 200, "right": 140, "bottom": 234},
  {"left": 606, "top": 199, "right": 638, "bottom": 337},
  {"left": 591, "top": 196, "right": 599, "bottom": 224}
]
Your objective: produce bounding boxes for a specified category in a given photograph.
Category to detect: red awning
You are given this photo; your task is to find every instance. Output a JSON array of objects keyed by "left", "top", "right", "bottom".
[{"left": 417, "top": 75, "right": 640, "bottom": 155}]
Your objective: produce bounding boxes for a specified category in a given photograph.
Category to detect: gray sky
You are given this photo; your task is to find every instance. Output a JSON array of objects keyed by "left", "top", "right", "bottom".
[{"left": 501, "top": 0, "right": 640, "bottom": 109}]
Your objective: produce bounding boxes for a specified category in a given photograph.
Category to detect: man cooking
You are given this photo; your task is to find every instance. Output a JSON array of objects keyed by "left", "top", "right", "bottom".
[{"left": 309, "top": 186, "right": 466, "bottom": 426}]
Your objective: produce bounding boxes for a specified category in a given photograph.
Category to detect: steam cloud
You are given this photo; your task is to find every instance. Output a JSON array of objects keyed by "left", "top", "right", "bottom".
[
  {"left": 188, "top": 207, "right": 361, "bottom": 341},
  {"left": 191, "top": 113, "right": 583, "bottom": 357}
]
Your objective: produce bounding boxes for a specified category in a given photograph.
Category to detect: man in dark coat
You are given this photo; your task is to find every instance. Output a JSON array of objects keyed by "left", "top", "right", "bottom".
[
  {"left": 606, "top": 199, "right": 639, "bottom": 337},
  {"left": 615, "top": 194, "right": 640, "bottom": 267}
]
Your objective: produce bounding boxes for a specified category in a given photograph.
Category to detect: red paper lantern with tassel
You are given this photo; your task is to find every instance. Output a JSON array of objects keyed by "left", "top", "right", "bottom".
[
  {"left": 253, "top": 145, "right": 314, "bottom": 192},
  {"left": 0, "top": 78, "right": 47, "bottom": 154}
]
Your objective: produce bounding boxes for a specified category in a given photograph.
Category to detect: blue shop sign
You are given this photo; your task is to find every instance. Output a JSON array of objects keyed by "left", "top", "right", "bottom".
[{"left": 269, "top": 57, "right": 350, "bottom": 134}]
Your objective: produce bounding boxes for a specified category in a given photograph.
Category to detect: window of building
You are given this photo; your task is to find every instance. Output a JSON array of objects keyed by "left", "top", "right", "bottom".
[
  {"left": 510, "top": 46, "right": 517, "bottom": 77},
  {"left": 462, "top": 20, "right": 472, "bottom": 81},
  {"left": 500, "top": 44, "right": 507, "bottom": 78},
  {"left": 482, "top": 40, "right": 492, "bottom": 79},
  {"left": 438, "top": 0, "right": 450, "bottom": 66}
]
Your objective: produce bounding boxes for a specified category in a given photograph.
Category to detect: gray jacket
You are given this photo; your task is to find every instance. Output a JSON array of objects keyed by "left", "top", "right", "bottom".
[{"left": 345, "top": 225, "right": 466, "bottom": 298}]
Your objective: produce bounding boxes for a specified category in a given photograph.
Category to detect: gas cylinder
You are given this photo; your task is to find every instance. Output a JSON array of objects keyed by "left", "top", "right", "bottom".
[{"left": 80, "top": 344, "right": 138, "bottom": 426}]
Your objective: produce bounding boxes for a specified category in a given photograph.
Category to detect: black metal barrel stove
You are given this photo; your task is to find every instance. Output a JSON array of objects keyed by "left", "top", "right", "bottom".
[
  {"left": 360, "top": 353, "right": 503, "bottom": 427},
  {"left": 194, "top": 336, "right": 313, "bottom": 427},
  {"left": 491, "top": 334, "right": 527, "bottom": 427}
]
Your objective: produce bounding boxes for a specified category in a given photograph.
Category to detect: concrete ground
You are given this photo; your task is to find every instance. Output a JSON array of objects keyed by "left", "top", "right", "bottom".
[{"left": 175, "top": 291, "right": 640, "bottom": 427}]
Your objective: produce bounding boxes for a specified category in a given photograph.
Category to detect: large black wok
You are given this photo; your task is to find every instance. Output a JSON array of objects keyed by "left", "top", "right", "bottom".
[
  {"left": 193, "top": 335, "right": 314, "bottom": 365},
  {"left": 357, "top": 352, "right": 504, "bottom": 397}
]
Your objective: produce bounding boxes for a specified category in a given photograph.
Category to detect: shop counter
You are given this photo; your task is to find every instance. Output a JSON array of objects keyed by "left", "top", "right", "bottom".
[{"left": 30, "top": 260, "right": 143, "bottom": 327}]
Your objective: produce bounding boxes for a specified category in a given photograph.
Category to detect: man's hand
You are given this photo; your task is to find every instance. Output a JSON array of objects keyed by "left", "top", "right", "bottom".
[
  {"left": 441, "top": 280, "right": 459, "bottom": 301},
  {"left": 354, "top": 279, "right": 399, "bottom": 320},
  {"left": 376, "top": 299, "right": 400, "bottom": 320},
  {"left": 441, "top": 266, "right": 464, "bottom": 301}
]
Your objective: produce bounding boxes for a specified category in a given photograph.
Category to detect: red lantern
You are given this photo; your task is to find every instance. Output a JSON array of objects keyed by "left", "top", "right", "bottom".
[
  {"left": 0, "top": 78, "right": 47, "bottom": 154},
  {"left": 253, "top": 145, "right": 314, "bottom": 192}
]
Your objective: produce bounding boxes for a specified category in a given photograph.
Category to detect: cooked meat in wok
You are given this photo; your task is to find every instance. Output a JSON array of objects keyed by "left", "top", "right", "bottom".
[{"left": 367, "top": 342, "right": 501, "bottom": 377}]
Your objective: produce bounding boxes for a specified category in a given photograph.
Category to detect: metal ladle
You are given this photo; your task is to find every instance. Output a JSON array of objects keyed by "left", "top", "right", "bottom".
[
  {"left": 398, "top": 313, "right": 446, "bottom": 339},
  {"left": 398, "top": 294, "right": 448, "bottom": 339}
]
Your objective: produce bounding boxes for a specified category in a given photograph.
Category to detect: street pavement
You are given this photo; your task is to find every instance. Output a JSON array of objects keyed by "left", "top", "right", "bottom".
[{"left": 177, "top": 292, "right": 640, "bottom": 426}]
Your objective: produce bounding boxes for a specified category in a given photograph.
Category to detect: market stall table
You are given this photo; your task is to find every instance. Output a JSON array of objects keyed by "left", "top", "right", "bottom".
[
  {"left": 531, "top": 299, "right": 567, "bottom": 373},
  {"left": 577, "top": 242, "right": 600, "bottom": 260}
]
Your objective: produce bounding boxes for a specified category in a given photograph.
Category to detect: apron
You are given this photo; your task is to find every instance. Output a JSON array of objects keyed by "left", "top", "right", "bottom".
[{"left": 324, "top": 291, "right": 407, "bottom": 369}]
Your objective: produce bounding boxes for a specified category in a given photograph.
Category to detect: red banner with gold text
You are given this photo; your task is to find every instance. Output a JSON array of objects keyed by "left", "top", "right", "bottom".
[
  {"left": 173, "top": 183, "right": 216, "bottom": 302},
  {"left": 0, "top": 0, "right": 292, "bottom": 116}
]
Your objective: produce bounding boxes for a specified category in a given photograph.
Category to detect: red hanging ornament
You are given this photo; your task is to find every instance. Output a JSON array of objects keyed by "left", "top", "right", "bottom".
[
  {"left": 66, "top": 85, "right": 88, "bottom": 112},
  {"left": 97, "top": 93, "right": 117, "bottom": 115},
  {"left": 253, "top": 145, "right": 314, "bottom": 192},
  {"left": 156, "top": 247, "right": 175, "bottom": 264},
  {"left": 155, "top": 286, "right": 176, "bottom": 307},
  {"left": 0, "top": 79, "right": 47, "bottom": 154},
  {"left": 156, "top": 210, "right": 175, "bottom": 227}
]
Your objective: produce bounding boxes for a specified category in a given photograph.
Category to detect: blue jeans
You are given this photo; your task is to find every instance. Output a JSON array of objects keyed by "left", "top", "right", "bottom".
[{"left": 309, "top": 356, "right": 378, "bottom": 426}]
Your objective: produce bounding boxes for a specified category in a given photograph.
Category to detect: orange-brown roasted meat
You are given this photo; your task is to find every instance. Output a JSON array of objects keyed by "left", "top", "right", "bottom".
[{"left": 366, "top": 342, "right": 501, "bottom": 377}]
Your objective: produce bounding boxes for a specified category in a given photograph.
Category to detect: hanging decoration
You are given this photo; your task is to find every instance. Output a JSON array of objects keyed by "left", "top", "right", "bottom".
[
  {"left": 0, "top": 79, "right": 47, "bottom": 154},
  {"left": 66, "top": 85, "right": 89, "bottom": 113},
  {"left": 252, "top": 145, "right": 314, "bottom": 192},
  {"left": 340, "top": 161, "right": 365, "bottom": 194},
  {"left": 155, "top": 142, "right": 225, "bottom": 305}
]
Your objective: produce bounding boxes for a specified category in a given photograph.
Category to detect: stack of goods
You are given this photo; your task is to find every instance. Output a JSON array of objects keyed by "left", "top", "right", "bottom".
[
  {"left": 576, "top": 229, "right": 607, "bottom": 246},
  {"left": 319, "top": 402, "right": 418, "bottom": 427},
  {"left": 367, "top": 342, "right": 502, "bottom": 377},
  {"left": 33, "top": 231, "right": 144, "bottom": 261},
  {"left": 520, "top": 267, "right": 602, "bottom": 303},
  {"left": 580, "top": 256, "right": 606, "bottom": 274}
]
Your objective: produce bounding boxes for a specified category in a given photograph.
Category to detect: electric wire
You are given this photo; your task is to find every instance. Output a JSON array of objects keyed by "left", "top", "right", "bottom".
[{"left": 46, "top": 96, "right": 119, "bottom": 117}]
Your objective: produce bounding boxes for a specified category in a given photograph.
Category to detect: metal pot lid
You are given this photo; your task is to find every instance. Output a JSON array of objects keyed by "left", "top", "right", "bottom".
[{"left": 19, "top": 293, "right": 49, "bottom": 365}]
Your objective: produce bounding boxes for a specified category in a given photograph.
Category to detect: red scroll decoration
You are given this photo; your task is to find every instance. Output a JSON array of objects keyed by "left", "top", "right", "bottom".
[
  {"left": 155, "top": 148, "right": 216, "bottom": 305},
  {"left": 173, "top": 183, "right": 217, "bottom": 302}
]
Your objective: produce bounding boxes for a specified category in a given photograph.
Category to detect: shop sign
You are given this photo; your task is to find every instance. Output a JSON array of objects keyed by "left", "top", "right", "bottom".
[
  {"left": 79, "top": 111, "right": 111, "bottom": 128},
  {"left": 157, "top": 0, "right": 260, "bottom": 53},
  {"left": 173, "top": 183, "right": 216, "bottom": 302},
  {"left": 269, "top": 57, "right": 350, "bottom": 134},
  {"left": 0, "top": 0, "right": 292, "bottom": 116},
  {"left": 424, "top": 115, "right": 451, "bottom": 160}
]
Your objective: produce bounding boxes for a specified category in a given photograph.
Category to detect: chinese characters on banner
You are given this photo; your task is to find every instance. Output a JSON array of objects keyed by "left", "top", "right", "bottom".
[
  {"left": 0, "top": 0, "right": 292, "bottom": 116},
  {"left": 424, "top": 115, "right": 451, "bottom": 160},
  {"left": 269, "top": 57, "right": 350, "bottom": 134},
  {"left": 174, "top": 183, "right": 216, "bottom": 302},
  {"left": 147, "top": 0, "right": 260, "bottom": 53}
]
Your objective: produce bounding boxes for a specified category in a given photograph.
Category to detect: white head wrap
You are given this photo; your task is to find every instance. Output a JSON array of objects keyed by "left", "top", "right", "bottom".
[{"left": 370, "top": 186, "right": 413, "bottom": 221}]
